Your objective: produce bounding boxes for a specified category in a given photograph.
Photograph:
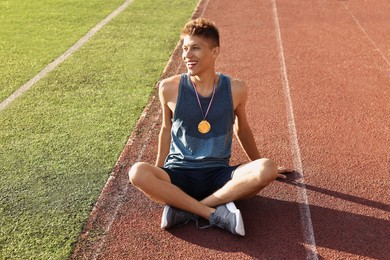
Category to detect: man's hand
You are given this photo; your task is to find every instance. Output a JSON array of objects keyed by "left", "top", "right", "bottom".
[{"left": 277, "top": 166, "right": 293, "bottom": 179}]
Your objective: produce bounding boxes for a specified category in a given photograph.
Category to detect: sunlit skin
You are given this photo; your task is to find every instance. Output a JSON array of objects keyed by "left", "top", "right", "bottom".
[
  {"left": 181, "top": 34, "right": 290, "bottom": 177},
  {"left": 129, "top": 32, "right": 292, "bottom": 222},
  {"left": 181, "top": 35, "right": 220, "bottom": 97}
]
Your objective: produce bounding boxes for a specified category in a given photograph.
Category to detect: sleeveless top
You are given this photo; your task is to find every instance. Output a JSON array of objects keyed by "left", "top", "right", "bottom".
[{"left": 164, "top": 73, "right": 235, "bottom": 169}]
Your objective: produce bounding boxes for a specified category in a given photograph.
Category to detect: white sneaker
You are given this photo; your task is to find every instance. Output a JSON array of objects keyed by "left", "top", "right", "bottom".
[{"left": 208, "top": 202, "right": 245, "bottom": 236}]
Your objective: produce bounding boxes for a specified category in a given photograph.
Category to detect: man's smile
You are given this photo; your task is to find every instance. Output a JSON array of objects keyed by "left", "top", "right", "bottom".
[{"left": 186, "top": 60, "right": 198, "bottom": 69}]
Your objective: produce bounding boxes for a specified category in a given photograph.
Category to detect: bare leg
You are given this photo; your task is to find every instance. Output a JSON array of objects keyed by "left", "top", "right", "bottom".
[
  {"left": 200, "top": 158, "right": 278, "bottom": 207},
  {"left": 129, "top": 158, "right": 277, "bottom": 219},
  {"left": 128, "top": 162, "right": 214, "bottom": 219}
]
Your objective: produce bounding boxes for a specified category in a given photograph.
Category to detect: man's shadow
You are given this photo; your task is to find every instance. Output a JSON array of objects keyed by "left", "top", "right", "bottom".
[{"left": 169, "top": 173, "right": 390, "bottom": 259}]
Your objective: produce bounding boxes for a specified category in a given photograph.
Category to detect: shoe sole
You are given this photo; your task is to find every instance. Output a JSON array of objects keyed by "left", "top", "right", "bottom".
[
  {"left": 226, "top": 202, "right": 245, "bottom": 236},
  {"left": 161, "top": 205, "right": 171, "bottom": 229}
]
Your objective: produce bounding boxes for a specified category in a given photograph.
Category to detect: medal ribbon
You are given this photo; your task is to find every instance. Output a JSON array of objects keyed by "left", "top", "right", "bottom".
[{"left": 190, "top": 75, "right": 216, "bottom": 121}]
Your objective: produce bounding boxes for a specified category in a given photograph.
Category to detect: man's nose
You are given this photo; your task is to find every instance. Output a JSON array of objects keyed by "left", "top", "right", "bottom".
[{"left": 183, "top": 49, "right": 192, "bottom": 59}]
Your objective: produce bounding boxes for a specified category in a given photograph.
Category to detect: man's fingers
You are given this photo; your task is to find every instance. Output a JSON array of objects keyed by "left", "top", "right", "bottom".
[
  {"left": 277, "top": 166, "right": 293, "bottom": 173},
  {"left": 276, "top": 166, "right": 293, "bottom": 179}
]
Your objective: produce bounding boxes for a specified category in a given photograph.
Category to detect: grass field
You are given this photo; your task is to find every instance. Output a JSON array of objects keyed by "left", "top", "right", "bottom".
[
  {"left": 0, "top": 0, "right": 198, "bottom": 258},
  {"left": 0, "top": 0, "right": 125, "bottom": 102}
]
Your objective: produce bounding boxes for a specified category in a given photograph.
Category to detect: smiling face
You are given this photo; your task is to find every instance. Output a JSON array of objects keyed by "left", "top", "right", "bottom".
[
  {"left": 180, "top": 18, "right": 220, "bottom": 77},
  {"left": 182, "top": 35, "right": 219, "bottom": 76}
]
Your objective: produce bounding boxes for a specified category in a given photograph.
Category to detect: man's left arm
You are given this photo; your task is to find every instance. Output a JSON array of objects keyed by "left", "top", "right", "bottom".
[
  {"left": 234, "top": 104, "right": 260, "bottom": 161},
  {"left": 233, "top": 80, "right": 291, "bottom": 178},
  {"left": 232, "top": 80, "right": 261, "bottom": 161}
]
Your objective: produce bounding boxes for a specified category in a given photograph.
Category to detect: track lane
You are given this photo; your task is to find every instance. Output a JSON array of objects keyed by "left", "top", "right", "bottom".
[
  {"left": 72, "top": 0, "right": 389, "bottom": 259},
  {"left": 276, "top": 0, "right": 390, "bottom": 258},
  {"left": 342, "top": 0, "right": 390, "bottom": 67},
  {"left": 97, "top": 0, "right": 309, "bottom": 259}
]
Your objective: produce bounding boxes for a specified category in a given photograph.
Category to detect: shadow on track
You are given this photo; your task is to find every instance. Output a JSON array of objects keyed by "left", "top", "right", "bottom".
[{"left": 169, "top": 176, "right": 389, "bottom": 259}]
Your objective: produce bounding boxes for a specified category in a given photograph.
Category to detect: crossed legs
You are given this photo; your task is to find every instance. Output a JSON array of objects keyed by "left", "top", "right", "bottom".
[{"left": 128, "top": 158, "right": 278, "bottom": 220}]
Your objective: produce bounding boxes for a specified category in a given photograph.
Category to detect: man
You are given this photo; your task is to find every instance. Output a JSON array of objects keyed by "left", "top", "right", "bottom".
[{"left": 129, "top": 18, "right": 289, "bottom": 236}]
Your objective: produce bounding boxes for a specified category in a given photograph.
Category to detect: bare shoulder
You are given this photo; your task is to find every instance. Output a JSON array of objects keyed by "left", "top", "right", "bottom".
[
  {"left": 160, "top": 75, "right": 181, "bottom": 90},
  {"left": 159, "top": 75, "right": 181, "bottom": 107},
  {"left": 229, "top": 76, "right": 248, "bottom": 108},
  {"left": 229, "top": 76, "right": 247, "bottom": 93},
  {"left": 159, "top": 75, "right": 181, "bottom": 98}
]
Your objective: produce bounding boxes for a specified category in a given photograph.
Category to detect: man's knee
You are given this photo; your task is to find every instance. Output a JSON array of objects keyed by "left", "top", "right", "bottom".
[
  {"left": 128, "top": 162, "right": 151, "bottom": 187},
  {"left": 254, "top": 158, "right": 278, "bottom": 183}
]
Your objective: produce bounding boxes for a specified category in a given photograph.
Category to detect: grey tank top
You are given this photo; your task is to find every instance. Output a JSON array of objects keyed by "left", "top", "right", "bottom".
[{"left": 164, "top": 73, "right": 235, "bottom": 169}]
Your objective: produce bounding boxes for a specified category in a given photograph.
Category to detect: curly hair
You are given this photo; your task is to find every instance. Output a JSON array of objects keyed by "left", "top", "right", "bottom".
[{"left": 181, "top": 18, "right": 220, "bottom": 47}]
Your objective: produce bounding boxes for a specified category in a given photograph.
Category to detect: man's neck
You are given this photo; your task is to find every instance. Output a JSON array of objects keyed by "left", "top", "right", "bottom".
[{"left": 190, "top": 70, "right": 217, "bottom": 92}]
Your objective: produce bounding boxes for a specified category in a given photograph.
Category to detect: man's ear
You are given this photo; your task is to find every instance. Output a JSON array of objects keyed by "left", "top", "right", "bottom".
[{"left": 212, "top": 47, "right": 220, "bottom": 58}]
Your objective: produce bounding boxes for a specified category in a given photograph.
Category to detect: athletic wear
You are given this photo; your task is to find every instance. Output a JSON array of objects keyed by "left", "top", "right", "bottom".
[
  {"left": 208, "top": 202, "right": 245, "bottom": 236},
  {"left": 160, "top": 74, "right": 245, "bottom": 235},
  {"left": 161, "top": 205, "right": 198, "bottom": 229},
  {"left": 164, "top": 73, "right": 235, "bottom": 169},
  {"left": 162, "top": 165, "right": 239, "bottom": 200}
]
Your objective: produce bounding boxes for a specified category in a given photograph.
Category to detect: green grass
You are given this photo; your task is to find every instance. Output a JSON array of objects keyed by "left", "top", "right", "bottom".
[
  {"left": 0, "top": 0, "right": 198, "bottom": 259},
  {"left": 0, "top": 0, "right": 126, "bottom": 103}
]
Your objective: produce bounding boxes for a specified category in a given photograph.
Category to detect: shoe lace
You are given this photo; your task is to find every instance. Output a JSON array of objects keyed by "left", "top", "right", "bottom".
[
  {"left": 197, "top": 215, "right": 227, "bottom": 230},
  {"left": 174, "top": 211, "right": 198, "bottom": 227}
]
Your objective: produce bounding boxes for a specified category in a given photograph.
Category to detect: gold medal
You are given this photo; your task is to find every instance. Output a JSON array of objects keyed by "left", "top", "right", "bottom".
[
  {"left": 198, "top": 120, "right": 211, "bottom": 134},
  {"left": 190, "top": 74, "right": 217, "bottom": 135}
]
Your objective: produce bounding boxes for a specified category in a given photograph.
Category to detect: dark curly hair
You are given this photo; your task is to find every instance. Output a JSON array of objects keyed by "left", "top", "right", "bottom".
[{"left": 181, "top": 18, "right": 220, "bottom": 47}]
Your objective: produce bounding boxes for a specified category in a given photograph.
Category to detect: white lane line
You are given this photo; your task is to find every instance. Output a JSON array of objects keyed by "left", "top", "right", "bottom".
[
  {"left": 91, "top": 97, "right": 160, "bottom": 260},
  {"left": 201, "top": 0, "right": 210, "bottom": 17},
  {"left": 271, "top": 1, "right": 319, "bottom": 259},
  {"left": 0, "top": 0, "right": 134, "bottom": 112},
  {"left": 342, "top": 2, "right": 390, "bottom": 68}
]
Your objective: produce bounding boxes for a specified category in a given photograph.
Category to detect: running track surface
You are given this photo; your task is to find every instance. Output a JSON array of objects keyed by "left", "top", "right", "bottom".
[{"left": 71, "top": 0, "right": 390, "bottom": 259}]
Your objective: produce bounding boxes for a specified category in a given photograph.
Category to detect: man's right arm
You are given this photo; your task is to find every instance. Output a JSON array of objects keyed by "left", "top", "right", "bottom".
[{"left": 155, "top": 80, "right": 173, "bottom": 167}]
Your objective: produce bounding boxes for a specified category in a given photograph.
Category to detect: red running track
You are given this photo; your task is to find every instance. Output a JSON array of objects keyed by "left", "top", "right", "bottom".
[{"left": 71, "top": 0, "right": 390, "bottom": 259}]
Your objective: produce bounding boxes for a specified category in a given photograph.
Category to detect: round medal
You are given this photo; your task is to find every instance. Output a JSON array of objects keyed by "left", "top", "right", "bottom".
[
  {"left": 198, "top": 120, "right": 211, "bottom": 134},
  {"left": 190, "top": 74, "right": 217, "bottom": 135}
]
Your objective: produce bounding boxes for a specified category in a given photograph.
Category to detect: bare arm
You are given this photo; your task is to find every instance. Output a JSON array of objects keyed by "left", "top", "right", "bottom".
[
  {"left": 232, "top": 79, "right": 293, "bottom": 178},
  {"left": 155, "top": 80, "right": 173, "bottom": 167},
  {"left": 234, "top": 115, "right": 261, "bottom": 161},
  {"left": 232, "top": 80, "right": 260, "bottom": 161}
]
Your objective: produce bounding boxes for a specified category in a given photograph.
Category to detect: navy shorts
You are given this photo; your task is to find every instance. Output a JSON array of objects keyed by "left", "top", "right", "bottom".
[{"left": 162, "top": 165, "right": 240, "bottom": 200}]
